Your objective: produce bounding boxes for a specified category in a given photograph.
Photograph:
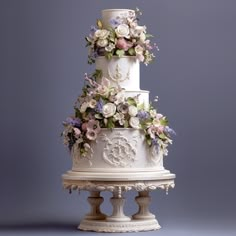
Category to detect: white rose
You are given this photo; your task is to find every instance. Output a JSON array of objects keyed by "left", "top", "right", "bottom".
[
  {"left": 80, "top": 102, "right": 88, "bottom": 113},
  {"left": 97, "top": 39, "right": 108, "bottom": 47},
  {"left": 128, "top": 105, "right": 138, "bottom": 117},
  {"left": 95, "top": 29, "right": 110, "bottom": 39},
  {"left": 115, "top": 24, "right": 130, "bottom": 38},
  {"left": 135, "top": 45, "right": 144, "bottom": 55},
  {"left": 102, "top": 103, "right": 116, "bottom": 118},
  {"left": 129, "top": 117, "right": 140, "bottom": 129}
]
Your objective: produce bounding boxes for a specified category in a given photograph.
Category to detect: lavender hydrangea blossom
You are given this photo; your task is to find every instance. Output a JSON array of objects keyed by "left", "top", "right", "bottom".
[
  {"left": 137, "top": 110, "right": 150, "bottom": 120},
  {"left": 95, "top": 98, "right": 104, "bottom": 113},
  {"left": 63, "top": 117, "right": 81, "bottom": 128},
  {"left": 164, "top": 126, "right": 176, "bottom": 136}
]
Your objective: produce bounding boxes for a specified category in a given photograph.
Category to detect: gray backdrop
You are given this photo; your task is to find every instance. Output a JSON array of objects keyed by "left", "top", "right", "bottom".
[{"left": 0, "top": 0, "right": 236, "bottom": 235}]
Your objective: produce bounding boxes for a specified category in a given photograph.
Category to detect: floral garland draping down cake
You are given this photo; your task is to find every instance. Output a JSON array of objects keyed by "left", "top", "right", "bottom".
[{"left": 62, "top": 8, "right": 175, "bottom": 164}]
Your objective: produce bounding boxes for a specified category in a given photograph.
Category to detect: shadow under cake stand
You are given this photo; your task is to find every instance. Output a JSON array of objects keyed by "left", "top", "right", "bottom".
[{"left": 62, "top": 171, "right": 175, "bottom": 233}]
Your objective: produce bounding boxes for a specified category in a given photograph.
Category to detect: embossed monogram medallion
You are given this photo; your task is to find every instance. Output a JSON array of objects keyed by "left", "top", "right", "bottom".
[
  {"left": 108, "top": 64, "right": 130, "bottom": 84},
  {"left": 101, "top": 132, "right": 137, "bottom": 167}
]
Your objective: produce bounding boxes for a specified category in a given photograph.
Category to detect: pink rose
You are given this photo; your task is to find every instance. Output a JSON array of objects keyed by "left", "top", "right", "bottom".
[{"left": 116, "top": 38, "right": 132, "bottom": 51}]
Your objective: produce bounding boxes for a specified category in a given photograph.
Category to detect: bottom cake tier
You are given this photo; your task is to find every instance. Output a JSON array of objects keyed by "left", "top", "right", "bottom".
[{"left": 69, "top": 128, "right": 173, "bottom": 180}]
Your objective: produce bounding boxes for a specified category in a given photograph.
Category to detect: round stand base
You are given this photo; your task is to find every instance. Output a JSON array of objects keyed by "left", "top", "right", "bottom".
[{"left": 79, "top": 219, "right": 161, "bottom": 232}]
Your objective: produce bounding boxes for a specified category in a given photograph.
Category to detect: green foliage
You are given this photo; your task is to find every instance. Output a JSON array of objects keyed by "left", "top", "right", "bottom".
[
  {"left": 160, "top": 117, "right": 168, "bottom": 126},
  {"left": 127, "top": 97, "right": 137, "bottom": 106},
  {"left": 105, "top": 52, "right": 113, "bottom": 60},
  {"left": 115, "top": 49, "right": 125, "bottom": 57},
  {"left": 92, "top": 69, "right": 103, "bottom": 79},
  {"left": 96, "top": 19, "right": 103, "bottom": 29},
  {"left": 128, "top": 48, "right": 135, "bottom": 56},
  {"left": 107, "top": 117, "right": 115, "bottom": 129},
  {"left": 145, "top": 34, "right": 153, "bottom": 38}
]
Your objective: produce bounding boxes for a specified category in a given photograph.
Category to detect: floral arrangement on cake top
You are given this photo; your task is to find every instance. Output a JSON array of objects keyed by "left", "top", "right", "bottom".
[
  {"left": 86, "top": 8, "right": 159, "bottom": 65},
  {"left": 62, "top": 71, "right": 175, "bottom": 158}
]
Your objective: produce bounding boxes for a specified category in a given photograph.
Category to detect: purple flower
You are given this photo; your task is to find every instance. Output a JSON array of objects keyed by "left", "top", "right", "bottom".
[
  {"left": 64, "top": 117, "right": 81, "bottom": 128},
  {"left": 109, "top": 18, "right": 120, "bottom": 27},
  {"left": 137, "top": 110, "right": 149, "bottom": 120},
  {"left": 95, "top": 98, "right": 104, "bottom": 113},
  {"left": 90, "top": 25, "right": 97, "bottom": 34},
  {"left": 164, "top": 126, "right": 176, "bottom": 136}
]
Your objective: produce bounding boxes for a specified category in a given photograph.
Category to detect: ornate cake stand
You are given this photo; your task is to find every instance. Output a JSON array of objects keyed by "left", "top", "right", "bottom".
[{"left": 62, "top": 171, "right": 175, "bottom": 232}]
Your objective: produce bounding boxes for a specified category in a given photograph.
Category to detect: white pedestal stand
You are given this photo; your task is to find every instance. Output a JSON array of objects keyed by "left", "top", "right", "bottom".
[{"left": 62, "top": 173, "right": 175, "bottom": 232}]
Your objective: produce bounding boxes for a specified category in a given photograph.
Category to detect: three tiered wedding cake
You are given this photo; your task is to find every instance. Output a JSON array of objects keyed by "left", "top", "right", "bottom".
[{"left": 62, "top": 9, "right": 175, "bottom": 181}]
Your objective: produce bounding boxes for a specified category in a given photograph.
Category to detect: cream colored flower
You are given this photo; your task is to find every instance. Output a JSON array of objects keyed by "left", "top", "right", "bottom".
[
  {"left": 128, "top": 105, "right": 138, "bottom": 117},
  {"left": 135, "top": 45, "right": 144, "bottom": 55},
  {"left": 115, "top": 24, "right": 130, "bottom": 38},
  {"left": 153, "top": 118, "right": 161, "bottom": 127},
  {"left": 129, "top": 117, "right": 140, "bottom": 129},
  {"left": 97, "top": 39, "right": 108, "bottom": 47},
  {"left": 114, "top": 112, "right": 125, "bottom": 125},
  {"left": 105, "top": 43, "right": 115, "bottom": 52},
  {"left": 139, "top": 32, "right": 146, "bottom": 43},
  {"left": 102, "top": 103, "right": 116, "bottom": 118},
  {"left": 94, "top": 29, "right": 110, "bottom": 39},
  {"left": 80, "top": 102, "right": 88, "bottom": 113},
  {"left": 150, "top": 109, "right": 157, "bottom": 118},
  {"left": 89, "top": 99, "right": 97, "bottom": 108}
]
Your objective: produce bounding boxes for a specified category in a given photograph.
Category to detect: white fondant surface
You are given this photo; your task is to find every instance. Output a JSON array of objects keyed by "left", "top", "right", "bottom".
[
  {"left": 71, "top": 129, "right": 169, "bottom": 180},
  {"left": 96, "top": 56, "right": 140, "bottom": 90}
]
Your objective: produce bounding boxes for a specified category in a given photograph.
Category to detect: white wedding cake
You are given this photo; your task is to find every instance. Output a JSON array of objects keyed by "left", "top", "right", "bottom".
[{"left": 62, "top": 9, "right": 175, "bottom": 181}]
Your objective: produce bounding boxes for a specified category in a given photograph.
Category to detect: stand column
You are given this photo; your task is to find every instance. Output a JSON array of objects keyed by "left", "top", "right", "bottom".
[
  {"left": 106, "top": 188, "right": 130, "bottom": 222},
  {"left": 132, "top": 191, "right": 155, "bottom": 220},
  {"left": 85, "top": 191, "right": 106, "bottom": 220}
]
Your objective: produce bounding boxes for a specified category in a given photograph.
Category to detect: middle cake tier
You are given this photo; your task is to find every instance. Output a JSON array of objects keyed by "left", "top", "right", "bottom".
[{"left": 96, "top": 56, "right": 140, "bottom": 90}]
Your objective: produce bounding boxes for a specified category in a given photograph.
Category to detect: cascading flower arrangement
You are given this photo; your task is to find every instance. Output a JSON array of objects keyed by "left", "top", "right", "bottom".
[
  {"left": 62, "top": 71, "right": 175, "bottom": 158},
  {"left": 85, "top": 8, "right": 159, "bottom": 65}
]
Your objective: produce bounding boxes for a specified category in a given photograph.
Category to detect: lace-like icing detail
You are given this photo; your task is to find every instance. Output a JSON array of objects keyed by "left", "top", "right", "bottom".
[
  {"left": 108, "top": 64, "right": 130, "bottom": 83},
  {"left": 101, "top": 132, "right": 137, "bottom": 167}
]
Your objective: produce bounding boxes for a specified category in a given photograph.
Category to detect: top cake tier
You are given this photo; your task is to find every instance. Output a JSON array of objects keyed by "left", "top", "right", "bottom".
[{"left": 102, "top": 9, "right": 136, "bottom": 29}]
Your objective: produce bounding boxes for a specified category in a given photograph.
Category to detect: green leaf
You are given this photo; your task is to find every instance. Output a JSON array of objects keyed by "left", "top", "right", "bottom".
[
  {"left": 97, "top": 19, "right": 103, "bottom": 29},
  {"left": 92, "top": 69, "right": 103, "bottom": 79},
  {"left": 124, "top": 120, "right": 129, "bottom": 128},
  {"left": 145, "top": 34, "right": 153, "bottom": 38},
  {"left": 74, "top": 107, "right": 82, "bottom": 118},
  {"left": 128, "top": 48, "right": 135, "bottom": 56},
  {"left": 105, "top": 52, "right": 113, "bottom": 60},
  {"left": 160, "top": 117, "right": 169, "bottom": 126},
  {"left": 158, "top": 133, "right": 167, "bottom": 140},
  {"left": 107, "top": 118, "right": 115, "bottom": 129},
  {"left": 115, "top": 49, "right": 125, "bottom": 57},
  {"left": 127, "top": 97, "right": 137, "bottom": 106},
  {"left": 146, "top": 138, "right": 152, "bottom": 146}
]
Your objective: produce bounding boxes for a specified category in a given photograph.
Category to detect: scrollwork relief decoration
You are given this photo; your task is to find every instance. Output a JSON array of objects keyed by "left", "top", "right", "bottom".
[
  {"left": 108, "top": 64, "right": 130, "bottom": 84},
  {"left": 101, "top": 132, "right": 137, "bottom": 167}
]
